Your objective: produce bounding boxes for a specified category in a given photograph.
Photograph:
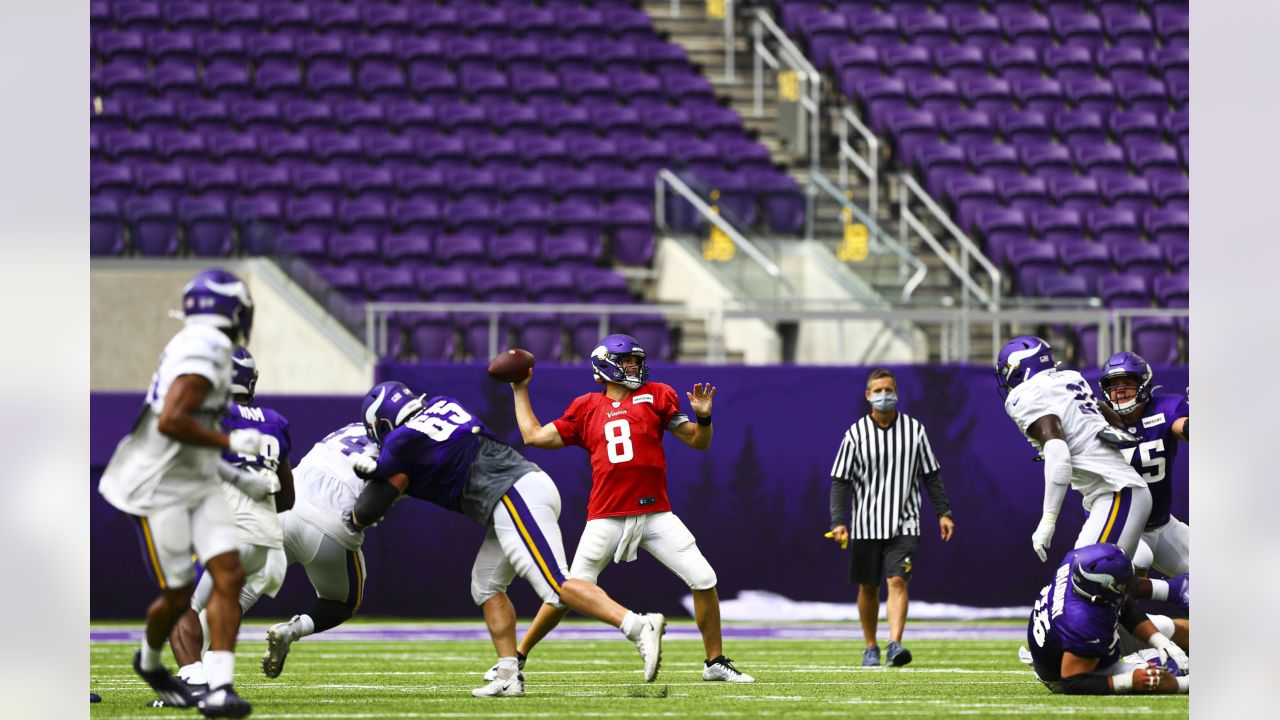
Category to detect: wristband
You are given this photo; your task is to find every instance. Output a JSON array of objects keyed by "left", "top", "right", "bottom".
[
  {"left": 1111, "top": 672, "right": 1133, "bottom": 694},
  {"left": 1148, "top": 580, "right": 1169, "bottom": 602},
  {"left": 1176, "top": 676, "right": 1189, "bottom": 694},
  {"left": 696, "top": 414, "right": 712, "bottom": 426}
]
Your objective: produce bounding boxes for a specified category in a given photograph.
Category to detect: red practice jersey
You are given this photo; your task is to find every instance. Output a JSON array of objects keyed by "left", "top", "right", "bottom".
[{"left": 551, "top": 382, "right": 689, "bottom": 520}]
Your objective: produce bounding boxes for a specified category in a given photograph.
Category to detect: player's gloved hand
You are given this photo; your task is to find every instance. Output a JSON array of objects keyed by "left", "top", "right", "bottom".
[
  {"left": 351, "top": 454, "right": 378, "bottom": 480},
  {"left": 1096, "top": 425, "right": 1140, "bottom": 448},
  {"left": 1031, "top": 518, "right": 1056, "bottom": 562},
  {"left": 1150, "top": 633, "right": 1190, "bottom": 676},
  {"left": 217, "top": 461, "right": 277, "bottom": 501},
  {"left": 1167, "top": 573, "right": 1190, "bottom": 607},
  {"left": 228, "top": 428, "right": 266, "bottom": 456}
]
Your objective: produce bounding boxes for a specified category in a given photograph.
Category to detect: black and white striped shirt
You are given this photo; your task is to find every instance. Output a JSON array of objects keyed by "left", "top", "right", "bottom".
[{"left": 829, "top": 412, "right": 943, "bottom": 539}]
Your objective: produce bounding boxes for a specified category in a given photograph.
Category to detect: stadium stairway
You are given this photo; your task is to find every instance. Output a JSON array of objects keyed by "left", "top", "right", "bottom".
[{"left": 644, "top": 0, "right": 996, "bottom": 362}]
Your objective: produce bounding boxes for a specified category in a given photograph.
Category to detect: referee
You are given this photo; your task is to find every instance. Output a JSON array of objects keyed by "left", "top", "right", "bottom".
[{"left": 828, "top": 369, "right": 955, "bottom": 668}]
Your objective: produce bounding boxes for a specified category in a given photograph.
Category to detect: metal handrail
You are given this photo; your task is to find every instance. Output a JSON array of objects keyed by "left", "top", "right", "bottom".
[
  {"left": 654, "top": 169, "right": 785, "bottom": 280},
  {"left": 838, "top": 107, "right": 880, "bottom": 221},
  {"left": 810, "top": 172, "right": 926, "bottom": 302},
  {"left": 751, "top": 8, "right": 820, "bottom": 177},
  {"left": 899, "top": 173, "right": 1002, "bottom": 303}
]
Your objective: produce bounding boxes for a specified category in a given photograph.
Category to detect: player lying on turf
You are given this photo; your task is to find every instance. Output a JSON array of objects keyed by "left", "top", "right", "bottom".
[
  {"left": 489, "top": 334, "right": 753, "bottom": 683},
  {"left": 346, "top": 381, "right": 667, "bottom": 697},
  {"left": 166, "top": 347, "right": 295, "bottom": 697},
  {"left": 1024, "top": 543, "right": 1188, "bottom": 695}
]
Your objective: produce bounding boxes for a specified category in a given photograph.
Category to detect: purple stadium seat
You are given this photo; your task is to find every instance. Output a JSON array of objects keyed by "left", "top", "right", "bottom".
[
  {"left": 489, "top": 230, "right": 542, "bottom": 265},
  {"left": 1043, "top": 45, "right": 1096, "bottom": 83},
  {"left": 957, "top": 77, "right": 1014, "bottom": 115},
  {"left": 997, "top": 109, "right": 1052, "bottom": 146},
  {"left": 1054, "top": 110, "right": 1107, "bottom": 145},
  {"left": 1109, "top": 110, "right": 1163, "bottom": 146},
  {"left": 460, "top": 5, "right": 507, "bottom": 40},
  {"left": 1012, "top": 78, "right": 1065, "bottom": 116},
  {"left": 1111, "top": 241, "right": 1165, "bottom": 283},
  {"left": 997, "top": 175, "right": 1049, "bottom": 212},
  {"left": 1153, "top": 274, "right": 1189, "bottom": 309},
  {"left": 1104, "top": 11, "right": 1156, "bottom": 49},
  {"left": 153, "top": 131, "right": 205, "bottom": 163},
  {"left": 362, "top": 3, "right": 411, "bottom": 35},
  {"left": 202, "top": 63, "right": 252, "bottom": 101},
  {"left": 229, "top": 100, "right": 283, "bottom": 133},
  {"left": 933, "top": 45, "right": 986, "bottom": 81},
  {"left": 831, "top": 45, "right": 882, "bottom": 90},
  {"left": 328, "top": 231, "right": 381, "bottom": 266},
  {"left": 1001, "top": 11, "right": 1054, "bottom": 46},
  {"left": 443, "top": 199, "right": 496, "bottom": 237},
  {"left": 1151, "top": 175, "right": 1188, "bottom": 209},
  {"left": 175, "top": 99, "right": 227, "bottom": 132},
  {"left": 151, "top": 62, "right": 201, "bottom": 99},
  {"left": 124, "top": 197, "right": 179, "bottom": 256},
  {"left": 1088, "top": 208, "right": 1141, "bottom": 244},
  {"left": 364, "top": 267, "right": 419, "bottom": 301},
  {"left": 416, "top": 134, "right": 468, "bottom": 170},
  {"left": 717, "top": 137, "right": 774, "bottom": 171},
  {"left": 619, "top": 315, "right": 671, "bottom": 361},
  {"left": 1059, "top": 241, "right": 1113, "bottom": 287},
  {"left": 605, "top": 201, "right": 656, "bottom": 266},
  {"left": 1095, "top": 176, "right": 1150, "bottom": 215},
  {"left": 1006, "top": 240, "right": 1059, "bottom": 295},
  {"left": 1117, "top": 78, "right": 1170, "bottom": 115},
  {"left": 974, "top": 207, "right": 1029, "bottom": 266},
  {"left": 1073, "top": 143, "right": 1129, "bottom": 179},
  {"left": 99, "top": 30, "right": 150, "bottom": 65},
  {"left": 1158, "top": 237, "right": 1189, "bottom": 274},
  {"left": 1153, "top": 46, "right": 1189, "bottom": 86},
  {"left": 258, "top": 131, "right": 309, "bottom": 164},
  {"left": 91, "top": 163, "right": 134, "bottom": 202},
  {"left": 161, "top": 3, "right": 209, "bottom": 33},
  {"left": 915, "top": 144, "right": 969, "bottom": 199},
  {"left": 545, "top": 168, "right": 599, "bottom": 206},
  {"left": 569, "top": 137, "right": 621, "bottom": 172},
  {"left": 541, "top": 234, "right": 598, "bottom": 266},
  {"left": 951, "top": 12, "right": 1001, "bottom": 47},
  {"left": 968, "top": 143, "right": 1021, "bottom": 176},
  {"left": 204, "top": 132, "right": 257, "bottom": 163},
  {"left": 902, "top": 12, "right": 952, "bottom": 47},
  {"left": 233, "top": 197, "right": 283, "bottom": 254},
  {"left": 135, "top": 164, "right": 186, "bottom": 199},
  {"left": 246, "top": 34, "right": 295, "bottom": 74},
  {"left": 1037, "top": 274, "right": 1093, "bottom": 301},
  {"left": 382, "top": 232, "right": 432, "bottom": 264},
  {"left": 1021, "top": 143, "right": 1076, "bottom": 179},
  {"left": 936, "top": 108, "right": 993, "bottom": 146},
  {"left": 1131, "top": 317, "right": 1179, "bottom": 365},
  {"left": 852, "top": 77, "right": 908, "bottom": 133},
  {"left": 1127, "top": 142, "right": 1182, "bottom": 179},
  {"left": 508, "top": 6, "right": 558, "bottom": 40},
  {"left": 411, "top": 5, "right": 459, "bottom": 39},
  {"left": 281, "top": 100, "right": 334, "bottom": 132},
  {"left": 987, "top": 45, "right": 1040, "bottom": 81},
  {"left": 663, "top": 73, "right": 716, "bottom": 103},
  {"left": 334, "top": 102, "right": 388, "bottom": 136},
  {"left": 576, "top": 267, "right": 633, "bottom": 304},
  {"left": 1046, "top": 176, "right": 1100, "bottom": 212},
  {"left": 1097, "top": 274, "right": 1150, "bottom": 309},
  {"left": 1155, "top": 7, "right": 1190, "bottom": 46},
  {"left": 1143, "top": 208, "right": 1189, "bottom": 245},
  {"left": 99, "top": 60, "right": 149, "bottom": 99},
  {"left": 551, "top": 200, "right": 604, "bottom": 244},
  {"left": 884, "top": 46, "right": 934, "bottom": 81},
  {"left": 1053, "top": 12, "right": 1105, "bottom": 47},
  {"left": 1064, "top": 78, "right": 1117, "bottom": 115},
  {"left": 292, "top": 165, "right": 343, "bottom": 203},
  {"left": 1096, "top": 46, "right": 1150, "bottom": 85},
  {"left": 946, "top": 175, "right": 997, "bottom": 229},
  {"left": 261, "top": 2, "right": 310, "bottom": 34},
  {"left": 348, "top": 36, "right": 397, "bottom": 74},
  {"left": 286, "top": 197, "right": 336, "bottom": 237},
  {"left": 123, "top": 98, "right": 178, "bottom": 132},
  {"left": 1031, "top": 207, "right": 1085, "bottom": 245},
  {"left": 91, "top": 197, "right": 125, "bottom": 255},
  {"left": 358, "top": 66, "right": 409, "bottom": 102},
  {"left": 435, "top": 232, "right": 488, "bottom": 265},
  {"left": 115, "top": 2, "right": 163, "bottom": 31},
  {"left": 798, "top": 13, "right": 849, "bottom": 65},
  {"left": 179, "top": 197, "right": 232, "bottom": 257}
]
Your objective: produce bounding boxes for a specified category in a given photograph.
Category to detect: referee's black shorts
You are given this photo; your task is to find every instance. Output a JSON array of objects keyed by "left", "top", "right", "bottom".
[{"left": 848, "top": 535, "right": 919, "bottom": 585}]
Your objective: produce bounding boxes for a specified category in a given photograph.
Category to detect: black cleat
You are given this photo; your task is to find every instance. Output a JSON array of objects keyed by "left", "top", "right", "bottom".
[
  {"left": 197, "top": 684, "right": 253, "bottom": 718},
  {"left": 89, "top": 692, "right": 102, "bottom": 703},
  {"left": 132, "top": 651, "right": 195, "bottom": 708}
]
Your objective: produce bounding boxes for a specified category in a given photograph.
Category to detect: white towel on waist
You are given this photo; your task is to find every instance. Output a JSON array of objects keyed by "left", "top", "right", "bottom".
[{"left": 613, "top": 515, "right": 645, "bottom": 564}]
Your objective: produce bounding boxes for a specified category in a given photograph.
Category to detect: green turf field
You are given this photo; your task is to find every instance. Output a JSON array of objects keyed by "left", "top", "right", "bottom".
[{"left": 89, "top": 620, "right": 1188, "bottom": 719}]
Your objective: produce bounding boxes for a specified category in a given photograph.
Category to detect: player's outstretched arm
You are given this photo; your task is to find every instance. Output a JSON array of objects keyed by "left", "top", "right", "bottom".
[
  {"left": 1027, "top": 415, "right": 1071, "bottom": 562},
  {"left": 510, "top": 369, "right": 565, "bottom": 449},
  {"left": 1172, "top": 416, "right": 1188, "bottom": 443},
  {"left": 673, "top": 382, "right": 715, "bottom": 450}
]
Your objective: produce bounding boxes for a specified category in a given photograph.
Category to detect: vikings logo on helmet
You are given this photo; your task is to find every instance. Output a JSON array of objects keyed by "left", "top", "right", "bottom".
[
  {"left": 361, "top": 381, "right": 425, "bottom": 443},
  {"left": 995, "top": 335, "right": 1057, "bottom": 396},
  {"left": 1099, "top": 351, "right": 1156, "bottom": 417},
  {"left": 230, "top": 346, "right": 259, "bottom": 402},
  {"left": 1070, "top": 543, "right": 1136, "bottom": 606},
  {"left": 182, "top": 269, "right": 255, "bottom": 344},
  {"left": 591, "top": 333, "right": 649, "bottom": 390}
]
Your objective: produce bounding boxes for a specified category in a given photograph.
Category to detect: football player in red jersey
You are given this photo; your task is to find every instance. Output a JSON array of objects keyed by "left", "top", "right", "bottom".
[{"left": 491, "top": 333, "right": 755, "bottom": 683}]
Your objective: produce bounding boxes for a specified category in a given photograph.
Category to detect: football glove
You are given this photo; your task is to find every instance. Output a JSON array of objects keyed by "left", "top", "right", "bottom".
[
  {"left": 216, "top": 462, "right": 278, "bottom": 501},
  {"left": 351, "top": 454, "right": 378, "bottom": 480},
  {"left": 1149, "top": 633, "right": 1190, "bottom": 676},
  {"left": 1031, "top": 517, "right": 1056, "bottom": 563},
  {"left": 1096, "top": 425, "right": 1140, "bottom": 448},
  {"left": 228, "top": 428, "right": 266, "bottom": 457},
  {"left": 1167, "top": 573, "right": 1190, "bottom": 607}
]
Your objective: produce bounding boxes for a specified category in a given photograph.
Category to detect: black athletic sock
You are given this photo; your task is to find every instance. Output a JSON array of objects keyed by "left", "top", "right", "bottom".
[{"left": 307, "top": 598, "right": 354, "bottom": 635}]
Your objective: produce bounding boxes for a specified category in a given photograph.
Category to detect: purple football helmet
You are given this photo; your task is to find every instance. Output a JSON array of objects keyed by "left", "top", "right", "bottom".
[
  {"left": 995, "top": 335, "right": 1057, "bottom": 396},
  {"left": 182, "top": 269, "right": 255, "bottom": 344},
  {"left": 361, "top": 381, "right": 425, "bottom": 443},
  {"left": 230, "top": 346, "right": 258, "bottom": 402},
  {"left": 591, "top": 333, "right": 649, "bottom": 390},
  {"left": 1099, "top": 351, "right": 1155, "bottom": 417},
  {"left": 1070, "top": 543, "right": 1136, "bottom": 606}
]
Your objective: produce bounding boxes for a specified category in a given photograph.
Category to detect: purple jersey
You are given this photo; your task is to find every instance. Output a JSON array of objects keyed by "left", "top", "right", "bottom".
[
  {"left": 1119, "top": 393, "right": 1188, "bottom": 529},
  {"left": 1027, "top": 548, "right": 1122, "bottom": 682},
  {"left": 221, "top": 402, "right": 292, "bottom": 474},
  {"left": 375, "top": 396, "right": 539, "bottom": 525}
]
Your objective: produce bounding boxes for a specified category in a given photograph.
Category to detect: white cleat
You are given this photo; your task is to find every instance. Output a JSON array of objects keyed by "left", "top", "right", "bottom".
[
  {"left": 634, "top": 613, "right": 666, "bottom": 682},
  {"left": 261, "top": 619, "right": 296, "bottom": 678},
  {"left": 703, "top": 656, "right": 755, "bottom": 683},
  {"left": 472, "top": 671, "right": 524, "bottom": 698}
]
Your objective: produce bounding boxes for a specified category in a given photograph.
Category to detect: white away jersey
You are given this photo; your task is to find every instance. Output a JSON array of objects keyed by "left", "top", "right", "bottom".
[
  {"left": 99, "top": 325, "right": 235, "bottom": 515},
  {"left": 1004, "top": 369, "right": 1144, "bottom": 507},
  {"left": 291, "top": 423, "right": 381, "bottom": 550}
]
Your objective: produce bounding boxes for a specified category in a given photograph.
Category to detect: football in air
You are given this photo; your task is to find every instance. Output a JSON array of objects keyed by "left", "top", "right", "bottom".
[{"left": 487, "top": 348, "right": 535, "bottom": 383}]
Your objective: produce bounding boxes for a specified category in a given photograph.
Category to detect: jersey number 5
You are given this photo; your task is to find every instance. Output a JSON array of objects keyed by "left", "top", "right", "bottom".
[{"left": 603, "top": 419, "right": 634, "bottom": 464}]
